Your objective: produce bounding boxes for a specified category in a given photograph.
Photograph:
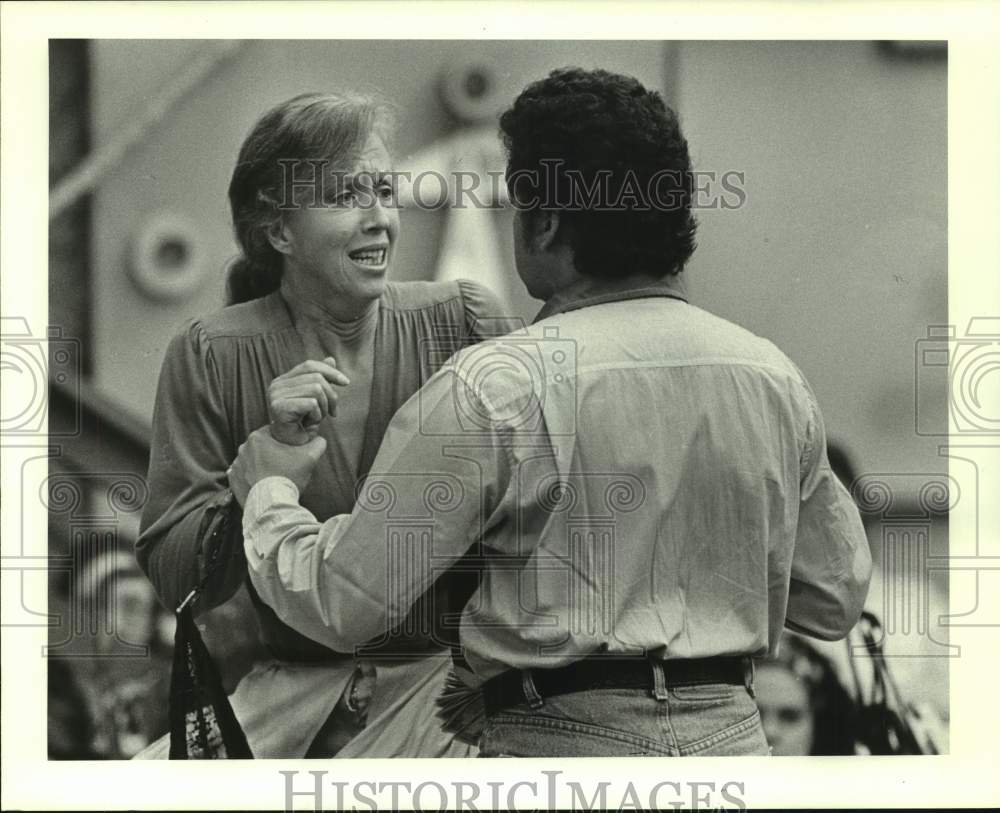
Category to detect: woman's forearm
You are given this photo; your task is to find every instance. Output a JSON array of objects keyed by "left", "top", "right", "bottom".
[{"left": 136, "top": 489, "right": 246, "bottom": 612}]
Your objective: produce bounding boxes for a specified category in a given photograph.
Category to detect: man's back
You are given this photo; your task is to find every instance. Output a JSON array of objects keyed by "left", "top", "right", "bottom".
[{"left": 459, "top": 293, "right": 870, "bottom": 676}]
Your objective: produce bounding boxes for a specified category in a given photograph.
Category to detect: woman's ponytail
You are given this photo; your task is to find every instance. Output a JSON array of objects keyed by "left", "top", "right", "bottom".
[{"left": 225, "top": 255, "right": 282, "bottom": 305}]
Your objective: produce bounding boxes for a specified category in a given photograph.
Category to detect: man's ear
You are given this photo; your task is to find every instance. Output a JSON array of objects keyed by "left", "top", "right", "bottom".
[
  {"left": 266, "top": 217, "right": 294, "bottom": 257},
  {"left": 527, "top": 209, "right": 561, "bottom": 252}
]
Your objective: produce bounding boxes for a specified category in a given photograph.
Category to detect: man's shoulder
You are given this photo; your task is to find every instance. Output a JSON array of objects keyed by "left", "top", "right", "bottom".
[
  {"left": 537, "top": 297, "right": 807, "bottom": 384},
  {"left": 682, "top": 304, "right": 799, "bottom": 366},
  {"left": 441, "top": 297, "right": 812, "bottom": 416}
]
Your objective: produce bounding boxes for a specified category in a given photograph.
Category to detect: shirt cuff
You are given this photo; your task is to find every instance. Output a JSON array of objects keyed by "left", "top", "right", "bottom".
[{"left": 244, "top": 475, "right": 300, "bottom": 528}]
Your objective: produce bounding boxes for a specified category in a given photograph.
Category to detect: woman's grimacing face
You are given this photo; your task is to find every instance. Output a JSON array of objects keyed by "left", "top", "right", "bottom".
[
  {"left": 754, "top": 664, "right": 815, "bottom": 756},
  {"left": 277, "top": 133, "right": 399, "bottom": 310}
]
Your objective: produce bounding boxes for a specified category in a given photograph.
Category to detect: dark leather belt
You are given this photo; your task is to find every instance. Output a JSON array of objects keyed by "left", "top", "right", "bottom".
[{"left": 481, "top": 655, "right": 751, "bottom": 715}]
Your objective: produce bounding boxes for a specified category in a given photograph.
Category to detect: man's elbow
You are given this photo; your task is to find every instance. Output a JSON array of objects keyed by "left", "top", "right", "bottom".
[
  {"left": 315, "top": 612, "right": 378, "bottom": 653},
  {"left": 294, "top": 592, "right": 387, "bottom": 654},
  {"left": 785, "top": 602, "right": 860, "bottom": 641},
  {"left": 821, "top": 578, "right": 869, "bottom": 641},
  {"left": 786, "top": 555, "right": 872, "bottom": 641},
  {"left": 840, "top": 545, "right": 874, "bottom": 636}
]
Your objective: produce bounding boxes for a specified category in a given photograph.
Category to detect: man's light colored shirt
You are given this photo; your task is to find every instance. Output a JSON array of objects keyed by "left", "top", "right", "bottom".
[{"left": 244, "top": 288, "right": 871, "bottom": 680}]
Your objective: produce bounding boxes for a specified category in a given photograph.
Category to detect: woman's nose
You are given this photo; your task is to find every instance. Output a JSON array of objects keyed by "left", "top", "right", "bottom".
[{"left": 361, "top": 194, "right": 391, "bottom": 232}]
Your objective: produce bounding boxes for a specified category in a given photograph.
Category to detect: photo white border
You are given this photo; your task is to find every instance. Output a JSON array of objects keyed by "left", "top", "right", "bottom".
[{"left": 2, "top": 1, "right": 999, "bottom": 809}]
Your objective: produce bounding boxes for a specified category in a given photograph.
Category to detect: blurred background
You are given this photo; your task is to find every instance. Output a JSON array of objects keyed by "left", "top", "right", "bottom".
[{"left": 46, "top": 39, "right": 949, "bottom": 758}]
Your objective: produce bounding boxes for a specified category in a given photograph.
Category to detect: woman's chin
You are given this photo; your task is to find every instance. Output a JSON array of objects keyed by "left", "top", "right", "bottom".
[
  {"left": 341, "top": 275, "right": 388, "bottom": 308},
  {"left": 363, "top": 273, "right": 389, "bottom": 297}
]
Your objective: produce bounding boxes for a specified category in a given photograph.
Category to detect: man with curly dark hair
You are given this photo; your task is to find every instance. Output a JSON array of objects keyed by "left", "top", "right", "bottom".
[
  {"left": 500, "top": 67, "right": 698, "bottom": 285},
  {"left": 232, "top": 67, "right": 871, "bottom": 758}
]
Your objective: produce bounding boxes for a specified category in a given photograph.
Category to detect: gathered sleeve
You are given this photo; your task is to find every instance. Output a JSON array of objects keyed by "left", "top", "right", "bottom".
[
  {"left": 136, "top": 321, "right": 246, "bottom": 612},
  {"left": 456, "top": 278, "right": 524, "bottom": 341}
]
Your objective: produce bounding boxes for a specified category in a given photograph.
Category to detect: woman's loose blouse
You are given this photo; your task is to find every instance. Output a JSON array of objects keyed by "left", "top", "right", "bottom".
[{"left": 137, "top": 279, "right": 518, "bottom": 662}]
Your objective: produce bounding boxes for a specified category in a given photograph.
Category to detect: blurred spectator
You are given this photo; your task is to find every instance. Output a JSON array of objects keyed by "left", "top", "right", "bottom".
[
  {"left": 49, "top": 550, "right": 174, "bottom": 759},
  {"left": 48, "top": 658, "right": 99, "bottom": 759},
  {"left": 756, "top": 633, "right": 859, "bottom": 755}
]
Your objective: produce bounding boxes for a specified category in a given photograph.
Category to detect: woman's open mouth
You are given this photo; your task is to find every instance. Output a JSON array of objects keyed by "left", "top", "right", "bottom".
[{"left": 348, "top": 246, "right": 388, "bottom": 268}]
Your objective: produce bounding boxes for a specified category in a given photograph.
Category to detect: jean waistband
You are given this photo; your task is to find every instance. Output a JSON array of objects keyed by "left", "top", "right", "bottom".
[{"left": 482, "top": 655, "right": 753, "bottom": 714}]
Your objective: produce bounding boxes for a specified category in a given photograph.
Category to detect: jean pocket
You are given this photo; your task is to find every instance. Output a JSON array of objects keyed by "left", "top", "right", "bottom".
[
  {"left": 484, "top": 712, "right": 673, "bottom": 757},
  {"left": 681, "top": 708, "right": 769, "bottom": 756}
]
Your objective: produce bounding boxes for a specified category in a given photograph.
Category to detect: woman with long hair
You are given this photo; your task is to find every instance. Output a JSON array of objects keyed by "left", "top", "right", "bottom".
[{"left": 136, "top": 92, "right": 516, "bottom": 757}]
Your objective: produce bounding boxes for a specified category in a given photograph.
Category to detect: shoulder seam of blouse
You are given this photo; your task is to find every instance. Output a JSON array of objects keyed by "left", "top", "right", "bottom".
[
  {"left": 380, "top": 295, "right": 464, "bottom": 313},
  {"left": 378, "top": 280, "right": 466, "bottom": 313},
  {"left": 192, "top": 294, "right": 294, "bottom": 342},
  {"left": 197, "top": 322, "right": 300, "bottom": 342},
  {"left": 195, "top": 283, "right": 473, "bottom": 339}
]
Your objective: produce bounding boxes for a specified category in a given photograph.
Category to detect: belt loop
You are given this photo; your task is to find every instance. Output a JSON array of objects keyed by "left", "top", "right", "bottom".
[
  {"left": 650, "top": 660, "right": 669, "bottom": 701},
  {"left": 744, "top": 658, "right": 756, "bottom": 699},
  {"left": 521, "top": 669, "right": 544, "bottom": 709}
]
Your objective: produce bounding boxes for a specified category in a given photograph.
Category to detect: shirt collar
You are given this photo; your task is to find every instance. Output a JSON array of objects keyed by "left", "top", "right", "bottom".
[{"left": 532, "top": 273, "right": 689, "bottom": 323}]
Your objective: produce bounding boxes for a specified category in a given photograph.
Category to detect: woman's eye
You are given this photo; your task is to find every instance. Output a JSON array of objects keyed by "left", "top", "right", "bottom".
[
  {"left": 326, "top": 189, "right": 357, "bottom": 207},
  {"left": 326, "top": 183, "right": 393, "bottom": 208}
]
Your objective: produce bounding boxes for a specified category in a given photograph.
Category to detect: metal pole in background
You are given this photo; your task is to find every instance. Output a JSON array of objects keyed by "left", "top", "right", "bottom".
[{"left": 48, "top": 40, "right": 245, "bottom": 221}]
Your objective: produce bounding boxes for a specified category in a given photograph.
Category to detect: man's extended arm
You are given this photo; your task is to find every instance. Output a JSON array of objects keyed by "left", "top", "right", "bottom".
[{"left": 240, "top": 368, "right": 505, "bottom": 653}]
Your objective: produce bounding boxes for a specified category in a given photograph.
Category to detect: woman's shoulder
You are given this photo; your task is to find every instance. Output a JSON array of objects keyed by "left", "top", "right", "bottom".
[
  {"left": 160, "top": 294, "right": 293, "bottom": 372},
  {"left": 184, "top": 292, "right": 293, "bottom": 343},
  {"left": 382, "top": 278, "right": 506, "bottom": 317},
  {"left": 381, "top": 279, "right": 467, "bottom": 312},
  {"left": 382, "top": 279, "right": 521, "bottom": 343}
]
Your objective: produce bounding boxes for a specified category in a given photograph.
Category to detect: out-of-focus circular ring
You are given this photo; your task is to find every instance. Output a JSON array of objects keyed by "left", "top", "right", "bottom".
[
  {"left": 438, "top": 59, "right": 505, "bottom": 124},
  {"left": 129, "top": 212, "right": 207, "bottom": 303}
]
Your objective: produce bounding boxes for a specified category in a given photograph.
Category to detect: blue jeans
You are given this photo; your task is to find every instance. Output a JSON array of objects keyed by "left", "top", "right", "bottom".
[{"left": 479, "top": 675, "right": 769, "bottom": 757}]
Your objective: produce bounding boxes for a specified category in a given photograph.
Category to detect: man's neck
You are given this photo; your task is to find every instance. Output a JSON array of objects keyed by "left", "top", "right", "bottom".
[{"left": 534, "top": 272, "right": 688, "bottom": 322}]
